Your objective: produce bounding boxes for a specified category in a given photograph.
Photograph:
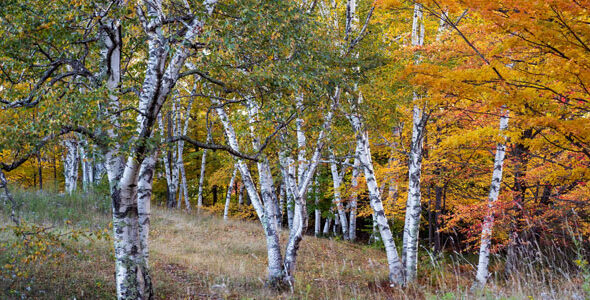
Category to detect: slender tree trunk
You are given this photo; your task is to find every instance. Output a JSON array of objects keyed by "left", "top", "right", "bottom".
[
  {"left": 474, "top": 111, "right": 509, "bottom": 287},
  {"left": 37, "top": 151, "right": 43, "bottom": 190},
  {"left": 434, "top": 185, "right": 442, "bottom": 253},
  {"left": 279, "top": 183, "right": 285, "bottom": 225},
  {"left": 177, "top": 97, "right": 194, "bottom": 211},
  {"left": 197, "top": 149, "right": 208, "bottom": 209},
  {"left": 276, "top": 183, "right": 283, "bottom": 228},
  {"left": 323, "top": 217, "right": 331, "bottom": 235},
  {"left": 349, "top": 148, "right": 360, "bottom": 241},
  {"left": 224, "top": 165, "right": 238, "bottom": 221},
  {"left": 314, "top": 177, "right": 321, "bottom": 237},
  {"left": 53, "top": 151, "right": 58, "bottom": 191},
  {"left": 329, "top": 151, "right": 349, "bottom": 240}
]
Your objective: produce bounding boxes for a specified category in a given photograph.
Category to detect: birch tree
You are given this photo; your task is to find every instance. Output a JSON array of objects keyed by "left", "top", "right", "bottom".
[
  {"left": 63, "top": 137, "right": 79, "bottom": 194},
  {"left": 329, "top": 150, "right": 350, "bottom": 239},
  {"left": 349, "top": 113, "right": 404, "bottom": 285},
  {"left": 401, "top": 3, "right": 428, "bottom": 283},
  {"left": 474, "top": 110, "right": 509, "bottom": 287}
]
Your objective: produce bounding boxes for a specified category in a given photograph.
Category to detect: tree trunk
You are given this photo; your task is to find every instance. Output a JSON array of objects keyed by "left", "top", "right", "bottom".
[
  {"left": 214, "top": 99, "right": 285, "bottom": 285},
  {"left": 434, "top": 185, "right": 442, "bottom": 253},
  {"left": 314, "top": 177, "right": 321, "bottom": 237},
  {"left": 401, "top": 3, "right": 427, "bottom": 283},
  {"left": 475, "top": 110, "right": 509, "bottom": 287},
  {"left": 238, "top": 183, "right": 244, "bottom": 207},
  {"left": 224, "top": 165, "right": 238, "bottom": 221},
  {"left": 63, "top": 138, "right": 79, "bottom": 194},
  {"left": 401, "top": 103, "right": 427, "bottom": 283},
  {"left": 329, "top": 151, "right": 349, "bottom": 240},
  {"left": 37, "top": 151, "right": 43, "bottom": 190},
  {"left": 350, "top": 111, "right": 404, "bottom": 285},
  {"left": 177, "top": 97, "right": 194, "bottom": 211},
  {"left": 349, "top": 148, "right": 360, "bottom": 241},
  {"left": 197, "top": 149, "right": 208, "bottom": 210},
  {"left": 323, "top": 217, "right": 331, "bottom": 235}
]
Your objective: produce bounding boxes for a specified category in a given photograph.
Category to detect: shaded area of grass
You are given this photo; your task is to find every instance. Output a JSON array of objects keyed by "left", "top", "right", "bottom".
[
  {"left": 4, "top": 188, "right": 110, "bottom": 228},
  {"left": 0, "top": 189, "right": 588, "bottom": 299}
]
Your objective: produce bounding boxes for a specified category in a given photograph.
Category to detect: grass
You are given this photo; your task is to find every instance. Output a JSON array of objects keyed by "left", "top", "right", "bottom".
[{"left": 0, "top": 189, "right": 588, "bottom": 299}]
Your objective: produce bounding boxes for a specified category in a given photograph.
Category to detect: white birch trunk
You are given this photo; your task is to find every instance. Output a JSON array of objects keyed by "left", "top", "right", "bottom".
[
  {"left": 314, "top": 176, "right": 321, "bottom": 237},
  {"left": 401, "top": 3, "right": 426, "bottom": 283},
  {"left": 474, "top": 111, "right": 509, "bottom": 287},
  {"left": 63, "top": 138, "right": 79, "bottom": 194},
  {"left": 329, "top": 151, "right": 349, "bottom": 239},
  {"left": 279, "top": 182, "right": 285, "bottom": 224},
  {"left": 197, "top": 148, "right": 208, "bottom": 209},
  {"left": 177, "top": 97, "right": 194, "bottom": 211},
  {"left": 224, "top": 165, "right": 238, "bottom": 221},
  {"left": 79, "top": 141, "right": 93, "bottom": 191},
  {"left": 283, "top": 105, "right": 333, "bottom": 286},
  {"left": 350, "top": 114, "right": 404, "bottom": 285},
  {"left": 349, "top": 146, "right": 360, "bottom": 241},
  {"left": 323, "top": 217, "right": 331, "bottom": 235},
  {"left": 279, "top": 154, "right": 295, "bottom": 231},
  {"left": 401, "top": 104, "right": 426, "bottom": 283},
  {"left": 108, "top": 1, "right": 218, "bottom": 297},
  {"left": 213, "top": 99, "right": 285, "bottom": 285}
]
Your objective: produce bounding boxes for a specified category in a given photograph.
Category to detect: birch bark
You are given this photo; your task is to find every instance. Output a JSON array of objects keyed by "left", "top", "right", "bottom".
[
  {"left": 329, "top": 150, "right": 349, "bottom": 239},
  {"left": 474, "top": 111, "right": 509, "bottom": 287},
  {"left": 63, "top": 138, "right": 79, "bottom": 194},
  {"left": 349, "top": 146, "right": 360, "bottom": 241},
  {"left": 401, "top": 3, "right": 427, "bottom": 283},
  {"left": 197, "top": 148, "right": 208, "bottom": 209},
  {"left": 177, "top": 97, "right": 194, "bottom": 211},
  {"left": 107, "top": 1, "right": 218, "bottom": 297},
  {"left": 212, "top": 98, "right": 285, "bottom": 285},
  {"left": 314, "top": 176, "right": 321, "bottom": 237},
  {"left": 350, "top": 114, "right": 404, "bottom": 285}
]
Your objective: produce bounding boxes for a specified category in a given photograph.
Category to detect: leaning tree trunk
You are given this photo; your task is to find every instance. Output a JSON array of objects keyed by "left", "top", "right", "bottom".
[
  {"left": 474, "top": 110, "right": 509, "bottom": 288},
  {"left": 351, "top": 114, "right": 404, "bottom": 286},
  {"left": 329, "top": 151, "right": 349, "bottom": 240}
]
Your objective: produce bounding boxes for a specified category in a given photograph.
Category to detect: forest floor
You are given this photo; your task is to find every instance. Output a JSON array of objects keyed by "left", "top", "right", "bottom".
[{"left": 0, "top": 189, "right": 587, "bottom": 299}]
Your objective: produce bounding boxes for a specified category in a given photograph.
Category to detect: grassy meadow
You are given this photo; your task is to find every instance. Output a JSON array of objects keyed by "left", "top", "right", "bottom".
[{"left": 0, "top": 189, "right": 587, "bottom": 299}]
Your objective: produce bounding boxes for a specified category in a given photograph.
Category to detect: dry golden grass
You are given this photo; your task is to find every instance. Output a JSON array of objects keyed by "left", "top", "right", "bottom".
[
  {"left": 149, "top": 208, "right": 393, "bottom": 299},
  {"left": 1, "top": 203, "right": 588, "bottom": 299}
]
